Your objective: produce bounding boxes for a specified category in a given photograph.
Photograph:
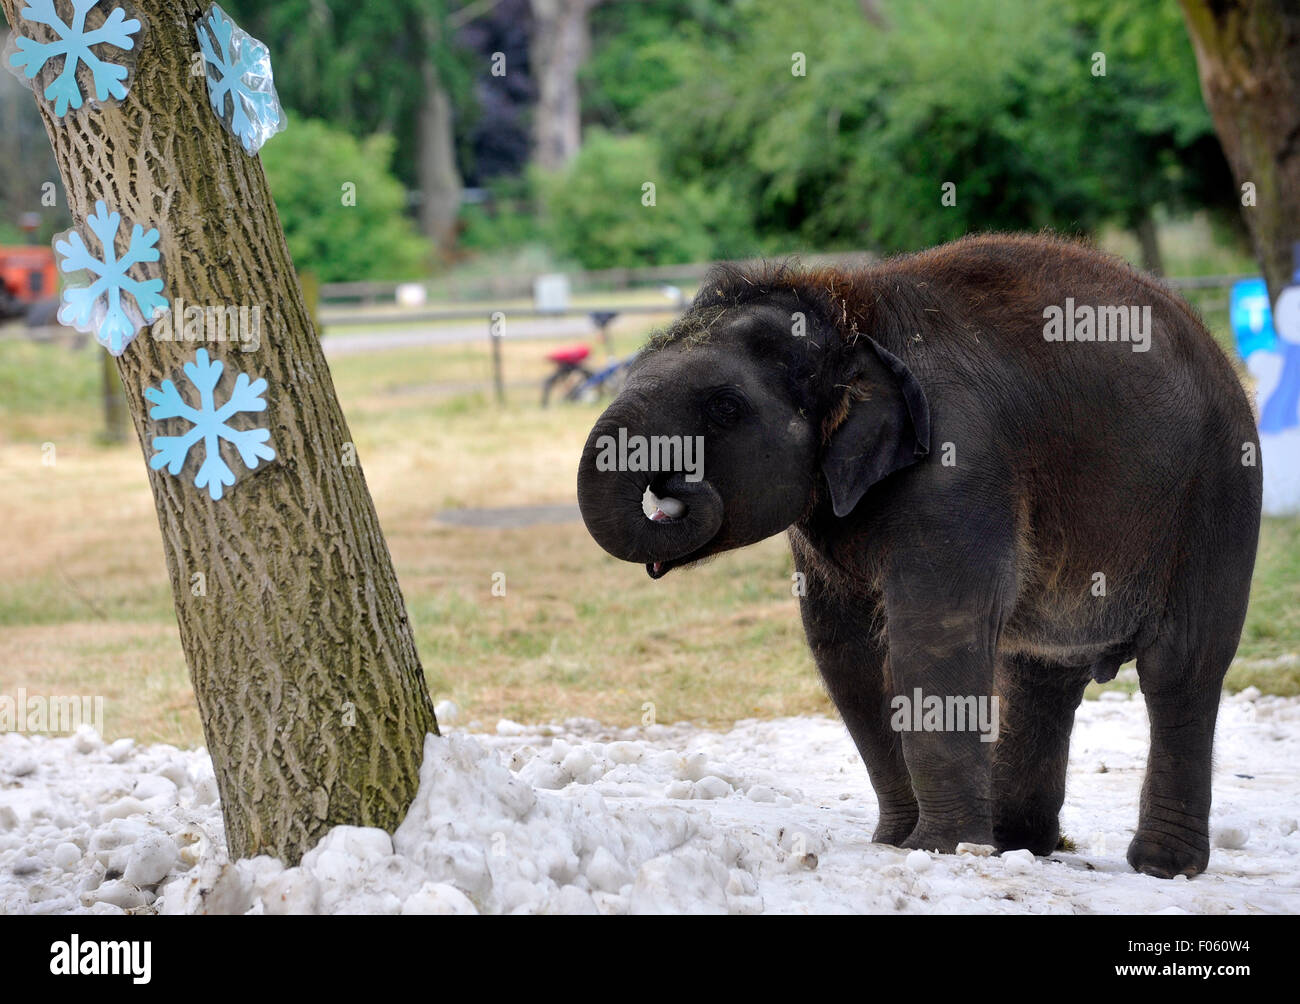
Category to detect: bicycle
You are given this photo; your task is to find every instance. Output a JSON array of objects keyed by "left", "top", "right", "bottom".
[{"left": 540, "top": 344, "right": 636, "bottom": 406}]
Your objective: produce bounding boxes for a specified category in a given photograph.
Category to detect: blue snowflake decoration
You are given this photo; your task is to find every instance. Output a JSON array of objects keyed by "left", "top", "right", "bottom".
[
  {"left": 195, "top": 4, "right": 286, "bottom": 155},
  {"left": 146, "top": 349, "right": 275, "bottom": 500},
  {"left": 54, "top": 199, "right": 168, "bottom": 356},
  {"left": 6, "top": 0, "right": 142, "bottom": 117}
]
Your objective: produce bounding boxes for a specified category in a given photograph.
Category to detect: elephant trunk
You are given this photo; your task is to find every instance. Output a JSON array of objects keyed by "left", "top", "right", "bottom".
[{"left": 576, "top": 403, "right": 722, "bottom": 576}]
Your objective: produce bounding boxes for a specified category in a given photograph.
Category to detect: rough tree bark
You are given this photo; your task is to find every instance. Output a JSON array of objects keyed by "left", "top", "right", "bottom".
[
  {"left": 0, "top": 0, "right": 438, "bottom": 863},
  {"left": 529, "top": 0, "right": 598, "bottom": 170},
  {"left": 1180, "top": 0, "right": 1300, "bottom": 299}
]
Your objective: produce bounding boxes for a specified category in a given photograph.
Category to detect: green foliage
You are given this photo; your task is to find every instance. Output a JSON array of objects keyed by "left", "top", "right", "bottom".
[
  {"left": 534, "top": 130, "right": 753, "bottom": 269},
  {"left": 0, "top": 220, "right": 26, "bottom": 245},
  {"left": 1048, "top": 0, "right": 1233, "bottom": 228},
  {"left": 458, "top": 177, "right": 543, "bottom": 252},
  {"left": 1230, "top": 517, "right": 1300, "bottom": 677},
  {"left": 620, "top": 0, "right": 1232, "bottom": 256},
  {"left": 583, "top": 0, "right": 739, "bottom": 128},
  {"left": 226, "top": 0, "right": 1242, "bottom": 269},
  {"left": 221, "top": 0, "right": 475, "bottom": 195},
  {"left": 261, "top": 118, "right": 430, "bottom": 281}
]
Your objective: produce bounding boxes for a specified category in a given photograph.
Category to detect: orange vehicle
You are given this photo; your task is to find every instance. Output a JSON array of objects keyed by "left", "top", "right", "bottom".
[{"left": 0, "top": 245, "right": 58, "bottom": 322}]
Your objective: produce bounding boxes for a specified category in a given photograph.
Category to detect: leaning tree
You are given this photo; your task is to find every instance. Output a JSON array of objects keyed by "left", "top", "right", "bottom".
[
  {"left": 1181, "top": 0, "right": 1300, "bottom": 299},
  {"left": 0, "top": 0, "right": 438, "bottom": 863}
]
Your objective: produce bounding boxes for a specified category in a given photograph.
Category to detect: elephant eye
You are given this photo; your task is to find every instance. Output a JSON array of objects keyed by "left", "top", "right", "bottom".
[{"left": 705, "top": 388, "right": 749, "bottom": 425}]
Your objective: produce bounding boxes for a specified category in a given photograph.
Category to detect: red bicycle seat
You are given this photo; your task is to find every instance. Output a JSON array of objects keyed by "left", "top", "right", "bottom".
[{"left": 546, "top": 344, "right": 591, "bottom": 365}]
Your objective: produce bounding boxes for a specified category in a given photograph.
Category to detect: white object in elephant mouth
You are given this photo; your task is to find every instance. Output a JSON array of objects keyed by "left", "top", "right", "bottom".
[{"left": 642, "top": 487, "right": 686, "bottom": 522}]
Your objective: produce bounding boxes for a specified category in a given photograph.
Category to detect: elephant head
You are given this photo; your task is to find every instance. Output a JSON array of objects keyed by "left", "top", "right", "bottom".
[{"left": 576, "top": 267, "right": 930, "bottom": 577}]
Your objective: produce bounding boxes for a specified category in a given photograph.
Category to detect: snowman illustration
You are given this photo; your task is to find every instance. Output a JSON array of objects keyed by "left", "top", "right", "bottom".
[{"left": 1235, "top": 268, "right": 1300, "bottom": 515}]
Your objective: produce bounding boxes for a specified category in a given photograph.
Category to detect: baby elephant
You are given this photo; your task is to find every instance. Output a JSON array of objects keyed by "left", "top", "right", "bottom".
[{"left": 576, "top": 234, "right": 1262, "bottom": 878}]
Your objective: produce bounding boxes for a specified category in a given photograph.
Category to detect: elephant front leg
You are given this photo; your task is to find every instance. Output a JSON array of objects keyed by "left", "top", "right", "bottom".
[
  {"left": 887, "top": 601, "right": 1001, "bottom": 852},
  {"left": 823, "top": 645, "right": 919, "bottom": 845},
  {"left": 796, "top": 565, "right": 917, "bottom": 844}
]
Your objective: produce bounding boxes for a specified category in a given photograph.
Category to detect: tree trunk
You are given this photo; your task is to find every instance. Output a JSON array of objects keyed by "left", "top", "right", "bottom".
[
  {"left": 0, "top": 0, "right": 438, "bottom": 863},
  {"left": 1134, "top": 212, "right": 1164, "bottom": 277},
  {"left": 1180, "top": 0, "right": 1300, "bottom": 299},
  {"left": 417, "top": 49, "right": 464, "bottom": 253},
  {"left": 529, "top": 0, "right": 595, "bottom": 171},
  {"left": 857, "top": 0, "right": 888, "bottom": 27},
  {"left": 100, "top": 349, "right": 127, "bottom": 443}
]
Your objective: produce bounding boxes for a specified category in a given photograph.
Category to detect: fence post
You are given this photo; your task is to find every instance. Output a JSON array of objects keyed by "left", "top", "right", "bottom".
[{"left": 489, "top": 311, "right": 505, "bottom": 405}]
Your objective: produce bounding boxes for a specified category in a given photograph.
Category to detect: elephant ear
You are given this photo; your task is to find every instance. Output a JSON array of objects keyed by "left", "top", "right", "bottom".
[{"left": 821, "top": 339, "right": 930, "bottom": 518}]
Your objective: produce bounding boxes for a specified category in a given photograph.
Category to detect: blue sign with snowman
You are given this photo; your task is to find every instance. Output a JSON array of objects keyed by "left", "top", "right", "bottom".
[{"left": 1233, "top": 267, "right": 1300, "bottom": 514}]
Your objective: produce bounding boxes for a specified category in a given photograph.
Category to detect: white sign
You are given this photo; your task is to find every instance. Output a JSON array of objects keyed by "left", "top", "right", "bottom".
[
  {"left": 534, "top": 274, "right": 570, "bottom": 313},
  {"left": 396, "top": 283, "right": 427, "bottom": 307}
]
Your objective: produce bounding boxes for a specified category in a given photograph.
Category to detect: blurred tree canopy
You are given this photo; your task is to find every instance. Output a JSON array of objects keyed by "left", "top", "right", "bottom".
[
  {"left": 534, "top": 129, "right": 754, "bottom": 267},
  {"left": 261, "top": 119, "right": 430, "bottom": 282},
  {"left": 21, "top": 0, "right": 1231, "bottom": 278},
  {"left": 0, "top": 41, "right": 72, "bottom": 244},
  {"left": 604, "top": 0, "right": 1235, "bottom": 270}
]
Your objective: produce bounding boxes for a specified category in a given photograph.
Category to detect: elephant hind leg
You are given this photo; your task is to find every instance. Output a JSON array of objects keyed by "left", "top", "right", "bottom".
[
  {"left": 1127, "top": 524, "right": 1253, "bottom": 879},
  {"left": 1127, "top": 636, "right": 1233, "bottom": 878},
  {"left": 992, "top": 653, "right": 1092, "bottom": 856}
]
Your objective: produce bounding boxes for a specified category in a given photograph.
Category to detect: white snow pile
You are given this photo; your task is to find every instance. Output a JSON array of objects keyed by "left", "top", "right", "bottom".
[{"left": 2, "top": 689, "right": 1299, "bottom": 915}]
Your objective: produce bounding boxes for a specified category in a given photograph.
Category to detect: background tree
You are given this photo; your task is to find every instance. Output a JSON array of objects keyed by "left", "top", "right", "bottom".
[
  {"left": 457, "top": 0, "right": 534, "bottom": 184},
  {"left": 260, "top": 119, "right": 429, "bottom": 282},
  {"left": 615, "top": 0, "right": 1233, "bottom": 264},
  {"left": 528, "top": 0, "right": 601, "bottom": 170},
  {"left": 417, "top": 9, "right": 465, "bottom": 249},
  {"left": 1062, "top": 0, "right": 1238, "bottom": 274},
  {"left": 1180, "top": 0, "right": 1300, "bottom": 299},
  {"left": 0, "top": 0, "right": 439, "bottom": 862},
  {"left": 223, "top": 0, "right": 482, "bottom": 253},
  {"left": 534, "top": 129, "right": 750, "bottom": 267}
]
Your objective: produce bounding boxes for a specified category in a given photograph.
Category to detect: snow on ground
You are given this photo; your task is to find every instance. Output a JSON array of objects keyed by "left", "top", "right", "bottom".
[{"left": 2, "top": 689, "right": 1299, "bottom": 915}]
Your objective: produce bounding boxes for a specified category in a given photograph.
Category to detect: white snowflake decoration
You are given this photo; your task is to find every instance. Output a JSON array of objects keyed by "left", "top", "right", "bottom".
[
  {"left": 146, "top": 348, "right": 276, "bottom": 501},
  {"left": 54, "top": 199, "right": 168, "bottom": 356},
  {"left": 195, "top": 4, "right": 286, "bottom": 155},
  {"left": 6, "top": 0, "right": 141, "bottom": 116}
]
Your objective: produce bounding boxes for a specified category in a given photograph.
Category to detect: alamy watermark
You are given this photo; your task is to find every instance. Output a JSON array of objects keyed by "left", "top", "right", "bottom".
[
  {"left": 152, "top": 297, "right": 262, "bottom": 351},
  {"left": 50, "top": 936, "right": 150, "bottom": 983},
  {"left": 890, "top": 688, "right": 1000, "bottom": 743},
  {"left": 0, "top": 689, "right": 104, "bottom": 734},
  {"left": 593, "top": 427, "right": 705, "bottom": 482},
  {"left": 1043, "top": 299, "right": 1151, "bottom": 353}
]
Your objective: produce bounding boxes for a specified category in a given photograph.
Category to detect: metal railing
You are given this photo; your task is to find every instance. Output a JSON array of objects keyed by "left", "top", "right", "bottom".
[{"left": 317, "top": 250, "right": 881, "bottom": 307}]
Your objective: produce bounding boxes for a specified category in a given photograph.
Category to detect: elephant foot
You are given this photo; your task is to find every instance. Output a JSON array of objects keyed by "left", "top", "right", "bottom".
[
  {"left": 901, "top": 818, "right": 993, "bottom": 854},
  {"left": 1126, "top": 831, "right": 1209, "bottom": 879},
  {"left": 994, "top": 811, "right": 1061, "bottom": 857},
  {"left": 872, "top": 808, "right": 919, "bottom": 846}
]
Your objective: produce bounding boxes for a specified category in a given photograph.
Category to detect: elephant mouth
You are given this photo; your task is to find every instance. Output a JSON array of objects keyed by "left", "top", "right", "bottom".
[
  {"left": 646, "top": 550, "right": 704, "bottom": 579},
  {"left": 641, "top": 480, "right": 717, "bottom": 578},
  {"left": 647, "top": 536, "right": 721, "bottom": 577}
]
